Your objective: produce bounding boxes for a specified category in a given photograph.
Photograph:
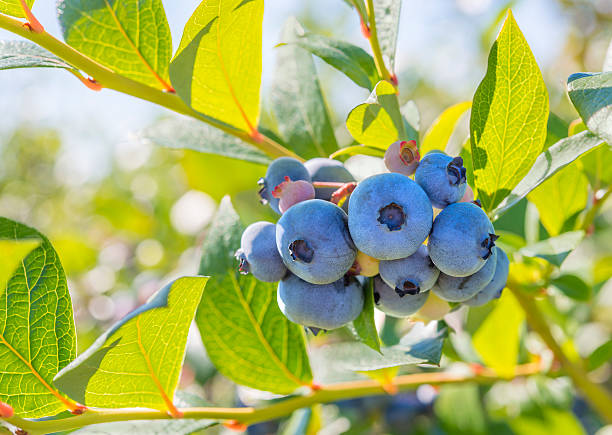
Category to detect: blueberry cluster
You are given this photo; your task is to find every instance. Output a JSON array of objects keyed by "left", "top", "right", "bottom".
[{"left": 236, "top": 141, "right": 509, "bottom": 332}]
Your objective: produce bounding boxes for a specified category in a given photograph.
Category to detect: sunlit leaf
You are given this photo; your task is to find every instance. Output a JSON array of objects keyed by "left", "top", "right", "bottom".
[
  {"left": 470, "top": 11, "right": 549, "bottom": 212},
  {"left": 54, "top": 277, "right": 207, "bottom": 412},
  {"left": 0, "top": 41, "right": 74, "bottom": 70},
  {"left": 346, "top": 80, "right": 404, "bottom": 148},
  {"left": 527, "top": 162, "right": 588, "bottom": 236},
  {"left": 329, "top": 145, "right": 385, "bottom": 159},
  {"left": 270, "top": 18, "right": 338, "bottom": 159},
  {"left": 518, "top": 231, "right": 585, "bottom": 267},
  {"left": 0, "top": 218, "right": 76, "bottom": 418},
  {"left": 171, "top": 0, "right": 263, "bottom": 132},
  {"left": 58, "top": 0, "right": 173, "bottom": 90},
  {"left": 421, "top": 101, "right": 471, "bottom": 156},
  {"left": 491, "top": 131, "right": 603, "bottom": 220},
  {"left": 588, "top": 340, "right": 612, "bottom": 371},
  {"left": 579, "top": 143, "right": 612, "bottom": 188},
  {"left": 196, "top": 198, "right": 312, "bottom": 394},
  {"left": 142, "top": 117, "right": 271, "bottom": 165},
  {"left": 568, "top": 72, "right": 612, "bottom": 144},
  {"left": 0, "top": 0, "right": 33, "bottom": 18},
  {"left": 473, "top": 291, "right": 525, "bottom": 377},
  {"left": 288, "top": 32, "right": 378, "bottom": 89}
]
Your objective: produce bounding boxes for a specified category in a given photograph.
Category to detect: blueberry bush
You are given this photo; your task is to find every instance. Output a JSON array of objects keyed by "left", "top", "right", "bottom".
[{"left": 0, "top": 1, "right": 611, "bottom": 434}]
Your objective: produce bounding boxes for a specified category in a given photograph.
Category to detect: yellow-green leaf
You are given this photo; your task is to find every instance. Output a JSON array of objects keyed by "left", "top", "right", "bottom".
[
  {"left": 470, "top": 10, "right": 549, "bottom": 212},
  {"left": 473, "top": 291, "right": 525, "bottom": 377},
  {"left": 346, "top": 80, "right": 405, "bottom": 148},
  {"left": 421, "top": 101, "right": 471, "bottom": 155},
  {"left": 58, "top": 0, "right": 173, "bottom": 90},
  {"left": 170, "top": 0, "right": 263, "bottom": 134},
  {"left": 0, "top": 0, "right": 33, "bottom": 18},
  {"left": 527, "top": 162, "right": 588, "bottom": 236}
]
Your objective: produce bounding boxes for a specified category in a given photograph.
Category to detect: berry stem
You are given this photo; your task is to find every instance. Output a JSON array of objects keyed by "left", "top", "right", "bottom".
[
  {"left": 581, "top": 186, "right": 612, "bottom": 233},
  {"left": 510, "top": 286, "right": 612, "bottom": 424},
  {"left": 364, "top": 0, "right": 394, "bottom": 86},
  {"left": 0, "top": 13, "right": 301, "bottom": 161},
  {"left": 2, "top": 363, "right": 545, "bottom": 434}
]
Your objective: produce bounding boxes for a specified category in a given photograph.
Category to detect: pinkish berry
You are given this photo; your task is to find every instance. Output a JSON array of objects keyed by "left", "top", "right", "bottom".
[
  {"left": 384, "top": 140, "right": 420, "bottom": 176},
  {"left": 272, "top": 176, "right": 315, "bottom": 213}
]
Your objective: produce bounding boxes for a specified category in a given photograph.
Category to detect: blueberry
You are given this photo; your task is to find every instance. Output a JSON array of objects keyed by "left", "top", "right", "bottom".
[
  {"left": 277, "top": 274, "right": 364, "bottom": 330},
  {"left": 276, "top": 199, "right": 356, "bottom": 284},
  {"left": 379, "top": 245, "right": 440, "bottom": 295},
  {"left": 464, "top": 248, "right": 509, "bottom": 306},
  {"left": 384, "top": 140, "right": 420, "bottom": 176},
  {"left": 304, "top": 158, "right": 355, "bottom": 201},
  {"left": 271, "top": 177, "right": 315, "bottom": 213},
  {"left": 432, "top": 247, "right": 498, "bottom": 302},
  {"left": 258, "top": 157, "right": 310, "bottom": 214},
  {"left": 373, "top": 275, "right": 429, "bottom": 318},
  {"left": 428, "top": 202, "right": 497, "bottom": 277},
  {"left": 348, "top": 173, "right": 433, "bottom": 260},
  {"left": 415, "top": 152, "right": 467, "bottom": 209},
  {"left": 235, "top": 222, "right": 287, "bottom": 282}
]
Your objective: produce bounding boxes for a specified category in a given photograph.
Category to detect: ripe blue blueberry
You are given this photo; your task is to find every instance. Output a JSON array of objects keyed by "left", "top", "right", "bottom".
[
  {"left": 414, "top": 152, "right": 467, "bottom": 209},
  {"left": 348, "top": 173, "right": 433, "bottom": 260},
  {"left": 464, "top": 248, "right": 509, "bottom": 306},
  {"left": 276, "top": 199, "right": 356, "bottom": 284},
  {"left": 428, "top": 202, "right": 497, "bottom": 277},
  {"left": 373, "top": 275, "right": 429, "bottom": 318},
  {"left": 379, "top": 245, "right": 440, "bottom": 295},
  {"left": 304, "top": 158, "right": 355, "bottom": 201},
  {"left": 235, "top": 222, "right": 287, "bottom": 282},
  {"left": 432, "top": 248, "right": 498, "bottom": 302},
  {"left": 258, "top": 157, "right": 311, "bottom": 214},
  {"left": 277, "top": 274, "right": 364, "bottom": 330}
]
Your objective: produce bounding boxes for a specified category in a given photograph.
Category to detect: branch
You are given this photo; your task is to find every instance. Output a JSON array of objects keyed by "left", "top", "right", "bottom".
[
  {"left": 582, "top": 186, "right": 612, "bottom": 233},
  {"left": 510, "top": 287, "right": 612, "bottom": 424},
  {"left": 0, "top": 13, "right": 300, "bottom": 161},
  {"left": 3, "top": 363, "right": 544, "bottom": 434},
  {"left": 364, "top": 0, "right": 393, "bottom": 84}
]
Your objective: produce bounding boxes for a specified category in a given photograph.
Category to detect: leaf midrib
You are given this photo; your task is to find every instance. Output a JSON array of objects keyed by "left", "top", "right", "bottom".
[{"left": 229, "top": 273, "right": 305, "bottom": 386}]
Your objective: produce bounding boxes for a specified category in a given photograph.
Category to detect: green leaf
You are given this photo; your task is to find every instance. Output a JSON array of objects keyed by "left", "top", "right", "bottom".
[
  {"left": 473, "top": 291, "right": 525, "bottom": 377},
  {"left": 421, "top": 101, "right": 471, "bottom": 155},
  {"left": 568, "top": 72, "right": 612, "bottom": 144},
  {"left": 142, "top": 117, "right": 271, "bottom": 165},
  {"left": 329, "top": 144, "right": 385, "bottom": 159},
  {"left": 58, "top": 0, "right": 173, "bottom": 90},
  {"left": 0, "top": 0, "right": 33, "bottom": 18},
  {"left": 346, "top": 80, "right": 405, "bottom": 148},
  {"left": 435, "top": 384, "right": 487, "bottom": 435},
  {"left": 588, "top": 340, "right": 612, "bottom": 371},
  {"left": 288, "top": 32, "right": 379, "bottom": 89},
  {"left": 373, "top": 0, "right": 401, "bottom": 71},
  {"left": 470, "top": 10, "right": 549, "bottom": 212},
  {"left": 70, "top": 392, "right": 217, "bottom": 434},
  {"left": 351, "top": 278, "right": 381, "bottom": 353},
  {"left": 550, "top": 274, "right": 591, "bottom": 301},
  {"left": 491, "top": 131, "right": 603, "bottom": 220},
  {"left": 579, "top": 143, "right": 612, "bottom": 188},
  {"left": 344, "top": 0, "right": 367, "bottom": 24},
  {"left": 170, "top": 0, "right": 263, "bottom": 133},
  {"left": 518, "top": 231, "right": 585, "bottom": 267},
  {"left": 54, "top": 277, "right": 207, "bottom": 412},
  {"left": 0, "top": 41, "right": 74, "bottom": 71},
  {"left": 270, "top": 18, "right": 338, "bottom": 159},
  {"left": 401, "top": 100, "right": 420, "bottom": 142},
  {"left": 0, "top": 217, "right": 76, "bottom": 418},
  {"left": 315, "top": 320, "right": 447, "bottom": 374},
  {"left": 196, "top": 197, "right": 312, "bottom": 394},
  {"left": 527, "top": 162, "right": 588, "bottom": 236}
]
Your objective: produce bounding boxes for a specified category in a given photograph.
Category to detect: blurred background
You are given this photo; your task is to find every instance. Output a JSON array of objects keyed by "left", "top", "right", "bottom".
[{"left": 1, "top": 0, "right": 612, "bottom": 434}]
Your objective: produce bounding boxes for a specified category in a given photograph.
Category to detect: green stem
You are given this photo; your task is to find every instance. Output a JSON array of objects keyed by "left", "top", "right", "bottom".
[
  {"left": 510, "top": 287, "right": 612, "bottom": 424},
  {"left": 582, "top": 186, "right": 612, "bottom": 232},
  {"left": 364, "top": 0, "right": 393, "bottom": 83},
  {"left": 0, "top": 13, "right": 301, "bottom": 161},
  {"left": 4, "top": 364, "right": 543, "bottom": 434}
]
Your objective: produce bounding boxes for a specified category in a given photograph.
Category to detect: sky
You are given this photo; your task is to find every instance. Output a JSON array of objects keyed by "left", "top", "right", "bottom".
[{"left": 0, "top": 0, "right": 569, "bottom": 185}]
